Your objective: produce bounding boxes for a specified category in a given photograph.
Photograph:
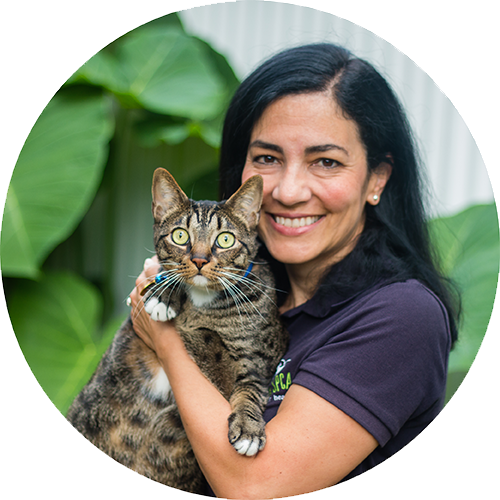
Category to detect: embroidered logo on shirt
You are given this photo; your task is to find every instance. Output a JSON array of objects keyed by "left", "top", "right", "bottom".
[{"left": 268, "top": 358, "right": 292, "bottom": 401}]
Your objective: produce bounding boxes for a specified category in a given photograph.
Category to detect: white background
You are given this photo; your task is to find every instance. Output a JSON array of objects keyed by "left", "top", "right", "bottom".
[{"left": 1, "top": 1, "right": 499, "bottom": 498}]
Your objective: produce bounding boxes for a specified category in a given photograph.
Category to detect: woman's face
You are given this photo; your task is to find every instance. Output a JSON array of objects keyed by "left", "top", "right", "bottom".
[{"left": 241, "top": 92, "right": 391, "bottom": 273}]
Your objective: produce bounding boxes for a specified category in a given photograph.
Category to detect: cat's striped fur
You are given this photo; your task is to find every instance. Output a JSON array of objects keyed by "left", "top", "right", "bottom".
[{"left": 66, "top": 168, "right": 288, "bottom": 494}]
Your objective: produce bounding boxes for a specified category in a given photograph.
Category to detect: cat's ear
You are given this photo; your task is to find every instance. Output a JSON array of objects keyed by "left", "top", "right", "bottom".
[
  {"left": 225, "top": 175, "right": 263, "bottom": 228},
  {"left": 152, "top": 168, "right": 189, "bottom": 222}
]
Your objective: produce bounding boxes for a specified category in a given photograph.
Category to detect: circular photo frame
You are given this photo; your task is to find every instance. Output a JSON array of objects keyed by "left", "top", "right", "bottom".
[{"left": 2, "top": 1, "right": 498, "bottom": 499}]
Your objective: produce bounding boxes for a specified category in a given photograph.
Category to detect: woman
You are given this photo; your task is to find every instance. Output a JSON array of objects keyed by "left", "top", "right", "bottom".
[{"left": 129, "top": 44, "right": 459, "bottom": 498}]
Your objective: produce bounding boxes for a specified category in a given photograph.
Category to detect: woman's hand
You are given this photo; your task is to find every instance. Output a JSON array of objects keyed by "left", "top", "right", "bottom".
[{"left": 128, "top": 256, "right": 177, "bottom": 354}]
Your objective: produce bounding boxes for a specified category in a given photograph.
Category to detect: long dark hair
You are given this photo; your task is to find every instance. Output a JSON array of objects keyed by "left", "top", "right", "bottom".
[{"left": 219, "top": 43, "right": 460, "bottom": 344}]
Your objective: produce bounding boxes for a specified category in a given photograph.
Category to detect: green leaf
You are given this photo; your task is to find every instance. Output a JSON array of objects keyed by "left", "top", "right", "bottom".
[
  {"left": 429, "top": 204, "right": 500, "bottom": 374},
  {"left": 1, "top": 86, "right": 114, "bottom": 278},
  {"left": 134, "top": 113, "right": 225, "bottom": 149},
  {"left": 134, "top": 115, "right": 192, "bottom": 146},
  {"left": 184, "top": 165, "right": 220, "bottom": 202},
  {"left": 69, "top": 49, "right": 129, "bottom": 92},
  {"left": 8, "top": 271, "right": 122, "bottom": 415},
  {"left": 197, "top": 112, "right": 226, "bottom": 149},
  {"left": 194, "top": 34, "right": 240, "bottom": 103},
  {"left": 75, "top": 26, "right": 227, "bottom": 120}
]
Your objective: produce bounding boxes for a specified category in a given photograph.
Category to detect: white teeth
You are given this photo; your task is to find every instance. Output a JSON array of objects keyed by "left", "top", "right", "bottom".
[{"left": 274, "top": 216, "right": 320, "bottom": 228}]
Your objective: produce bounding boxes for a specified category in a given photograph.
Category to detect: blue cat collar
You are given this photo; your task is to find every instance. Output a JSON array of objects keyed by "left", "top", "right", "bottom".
[
  {"left": 242, "top": 262, "right": 253, "bottom": 279},
  {"left": 155, "top": 273, "right": 167, "bottom": 284},
  {"left": 140, "top": 272, "right": 167, "bottom": 296}
]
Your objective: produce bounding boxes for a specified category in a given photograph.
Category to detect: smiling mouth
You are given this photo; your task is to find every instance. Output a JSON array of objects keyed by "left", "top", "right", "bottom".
[{"left": 273, "top": 215, "right": 322, "bottom": 228}]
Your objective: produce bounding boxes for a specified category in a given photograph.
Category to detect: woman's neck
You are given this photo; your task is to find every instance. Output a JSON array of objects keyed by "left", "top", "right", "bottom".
[
  {"left": 278, "top": 232, "right": 364, "bottom": 313},
  {"left": 279, "top": 263, "right": 323, "bottom": 313}
]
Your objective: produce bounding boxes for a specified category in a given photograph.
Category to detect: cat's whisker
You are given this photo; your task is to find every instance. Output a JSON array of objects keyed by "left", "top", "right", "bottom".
[
  {"left": 132, "top": 298, "right": 149, "bottom": 321},
  {"left": 138, "top": 268, "right": 179, "bottom": 289},
  {"left": 217, "top": 276, "right": 248, "bottom": 314},
  {"left": 217, "top": 277, "right": 250, "bottom": 329},
  {"left": 135, "top": 270, "right": 178, "bottom": 307},
  {"left": 132, "top": 264, "right": 181, "bottom": 291},
  {"left": 157, "top": 260, "right": 180, "bottom": 267},
  {"left": 146, "top": 273, "right": 183, "bottom": 301},
  {"left": 220, "top": 269, "right": 264, "bottom": 285},
  {"left": 220, "top": 268, "right": 266, "bottom": 287},
  {"left": 222, "top": 266, "right": 284, "bottom": 293},
  {"left": 218, "top": 276, "right": 266, "bottom": 323},
  {"left": 132, "top": 272, "right": 185, "bottom": 321},
  {"left": 219, "top": 270, "right": 280, "bottom": 306},
  {"left": 218, "top": 270, "right": 264, "bottom": 295},
  {"left": 163, "top": 275, "right": 186, "bottom": 308}
]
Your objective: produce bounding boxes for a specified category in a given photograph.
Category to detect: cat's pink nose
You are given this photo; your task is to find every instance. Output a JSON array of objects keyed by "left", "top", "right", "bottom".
[{"left": 192, "top": 257, "right": 208, "bottom": 269}]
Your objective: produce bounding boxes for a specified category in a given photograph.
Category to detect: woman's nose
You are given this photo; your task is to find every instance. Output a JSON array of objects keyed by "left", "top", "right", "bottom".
[{"left": 271, "top": 166, "right": 312, "bottom": 206}]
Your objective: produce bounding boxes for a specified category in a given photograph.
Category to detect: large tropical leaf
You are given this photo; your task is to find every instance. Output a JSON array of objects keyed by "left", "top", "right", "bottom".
[
  {"left": 429, "top": 204, "right": 499, "bottom": 387},
  {"left": 74, "top": 26, "right": 227, "bottom": 121},
  {"left": 8, "top": 271, "right": 122, "bottom": 415},
  {"left": 1, "top": 86, "right": 114, "bottom": 279}
]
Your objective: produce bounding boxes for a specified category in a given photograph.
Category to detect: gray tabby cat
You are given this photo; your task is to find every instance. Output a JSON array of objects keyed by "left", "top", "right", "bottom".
[{"left": 66, "top": 168, "right": 288, "bottom": 494}]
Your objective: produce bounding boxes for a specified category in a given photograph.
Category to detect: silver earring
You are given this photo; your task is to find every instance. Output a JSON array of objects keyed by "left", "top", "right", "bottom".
[{"left": 373, "top": 194, "right": 379, "bottom": 202}]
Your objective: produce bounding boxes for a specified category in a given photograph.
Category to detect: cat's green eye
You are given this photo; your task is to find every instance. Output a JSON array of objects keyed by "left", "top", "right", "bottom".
[
  {"left": 172, "top": 228, "right": 190, "bottom": 245},
  {"left": 216, "top": 232, "right": 235, "bottom": 249}
]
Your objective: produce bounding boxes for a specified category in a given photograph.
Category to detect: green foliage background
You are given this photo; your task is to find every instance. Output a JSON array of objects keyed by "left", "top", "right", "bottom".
[{"left": 1, "top": 14, "right": 498, "bottom": 415}]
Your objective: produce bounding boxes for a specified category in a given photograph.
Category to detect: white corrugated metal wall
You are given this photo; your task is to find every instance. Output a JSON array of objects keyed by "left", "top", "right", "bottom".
[{"left": 179, "top": 1, "right": 493, "bottom": 218}]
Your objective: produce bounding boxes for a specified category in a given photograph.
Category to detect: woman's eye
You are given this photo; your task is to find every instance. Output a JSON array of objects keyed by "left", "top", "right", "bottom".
[
  {"left": 171, "top": 228, "right": 190, "bottom": 245},
  {"left": 216, "top": 232, "right": 235, "bottom": 249},
  {"left": 255, "top": 155, "right": 277, "bottom": 164},
  {"left": 317, "top": 158, "right": 339, "bottom": 168}
]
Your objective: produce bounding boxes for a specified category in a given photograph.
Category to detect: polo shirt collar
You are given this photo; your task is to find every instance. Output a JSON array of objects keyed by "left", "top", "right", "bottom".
[
  {"left": 281, "top": 290, "right": 357, "bottom": 319},
  {"left": 281, "top": 279, "right": 390, "bottom": 319}
]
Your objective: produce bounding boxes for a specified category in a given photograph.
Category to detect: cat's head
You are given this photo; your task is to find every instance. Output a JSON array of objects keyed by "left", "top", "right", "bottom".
[{"left": 151, "top": 168, "right": 263, "bottom": 291}]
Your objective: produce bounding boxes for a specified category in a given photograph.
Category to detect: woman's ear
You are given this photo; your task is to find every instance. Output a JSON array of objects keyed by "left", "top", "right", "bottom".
[{"left": 366, "top": 161, "right": 392, "bottom": 205}]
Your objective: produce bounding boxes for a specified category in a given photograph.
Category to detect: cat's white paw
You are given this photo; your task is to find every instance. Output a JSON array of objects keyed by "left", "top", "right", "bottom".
[
  {"left": 166, "top": 306, "right": 177, "bottom": 320},
  {"left": 228, "top": 410, "right": 266, "bottom": 456},
  {"left": 151, "top": 302, "right": 168, "bottom": 321},
  {"left": 145, "top": 297, "right": 176, "bottom": 321},
  {"left": 233, "top": 438, "right": 262, "bottom": 457},
  {"left": 145, "top": 298, "right": 168, "bottom": 322},
  {"left": 144, "top": 297, "right": 159, "bottom": 315}
]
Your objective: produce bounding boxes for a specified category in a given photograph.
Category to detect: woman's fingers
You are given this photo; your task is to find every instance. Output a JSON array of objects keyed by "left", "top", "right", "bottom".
[
  {"left": 127, "top": 255, "right": 177, "bottom": 353},
  {"left": 129, "top": 255, "right": 159, "bottom": 309},
  {"left": 131, "top": 256, "right": 158, "bottom": 295},
  {"left": 144, "top": 255, "right": 160, "bottom": 275}
]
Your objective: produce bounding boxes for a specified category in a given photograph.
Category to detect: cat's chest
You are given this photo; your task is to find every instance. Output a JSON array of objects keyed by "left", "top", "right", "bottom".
[{"left": 186, "top": 285, "right": 220, "bottom": 307}]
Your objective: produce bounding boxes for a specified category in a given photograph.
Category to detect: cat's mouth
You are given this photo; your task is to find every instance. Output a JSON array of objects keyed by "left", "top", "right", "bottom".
[
  {"left": 191, "top": 275, "right": 210, "bottom": 287},
  {"left": 189, "top": 273, "right": 221, "bottom": 290}
]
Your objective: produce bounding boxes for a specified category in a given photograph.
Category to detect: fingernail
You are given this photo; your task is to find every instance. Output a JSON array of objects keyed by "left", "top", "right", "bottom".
[{"left": 144, "top": 258, "right": 152, "bottom": 268}]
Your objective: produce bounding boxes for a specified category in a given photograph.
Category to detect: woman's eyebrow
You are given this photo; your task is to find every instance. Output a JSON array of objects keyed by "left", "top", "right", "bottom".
[
  {"left": 305, "top": 144, "right": 349, "bottom": 156},
  {"left": 249, "top": 140, "right": 348, "bottom": 156},
  {"left": 248, "top": 140, "right": 283, "bottom": 154}
]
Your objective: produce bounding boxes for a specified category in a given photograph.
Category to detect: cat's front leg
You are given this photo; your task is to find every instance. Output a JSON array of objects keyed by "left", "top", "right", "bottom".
[{"left": 227, "top": 379, "right": 268, "bottom": 457}]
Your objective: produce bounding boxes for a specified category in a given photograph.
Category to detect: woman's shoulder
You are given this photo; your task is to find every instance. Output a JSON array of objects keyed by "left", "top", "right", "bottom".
[
  {"left": 297, "top": 278, "right": 451, "bottom": 347},
  {"left": 367, "top": 278, "right": 445, "bottom": 304},
  {"left": 351, "top": 279, "right": 452, "bottom": 346},
  {"left": 363, "top": 279, "right": 449, "bottom": 319},
  {"left": 289, "top": 278, "right": 451, "bottom": 447}
]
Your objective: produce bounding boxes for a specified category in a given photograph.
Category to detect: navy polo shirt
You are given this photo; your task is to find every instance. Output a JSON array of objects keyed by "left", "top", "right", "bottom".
[{"left": 264, "top": 279, "right": 451, "bottom": 481}]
